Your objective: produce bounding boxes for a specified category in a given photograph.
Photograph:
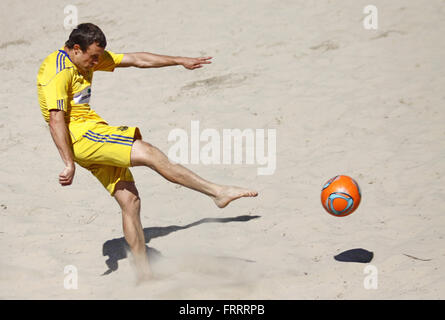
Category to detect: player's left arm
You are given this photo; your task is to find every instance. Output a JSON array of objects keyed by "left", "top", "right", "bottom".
[{"left": 117, "top": 52, "right": 212, "bottom": 70}]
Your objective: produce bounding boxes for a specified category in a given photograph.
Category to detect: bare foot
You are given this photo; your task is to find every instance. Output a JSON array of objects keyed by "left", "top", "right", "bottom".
[
  {"left": 135, "top": 269, "right": 152, "bottom": 285},
  {"left": 130, "top": 253, "right": 152, "bottom": 284},
  {"left": 213, "top": 186, "right": 258, "bottom": 208}
]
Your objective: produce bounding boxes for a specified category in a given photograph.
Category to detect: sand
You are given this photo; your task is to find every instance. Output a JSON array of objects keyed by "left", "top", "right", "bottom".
[{"left": 1, "top": 0, "right": 444, "bottom": 299}]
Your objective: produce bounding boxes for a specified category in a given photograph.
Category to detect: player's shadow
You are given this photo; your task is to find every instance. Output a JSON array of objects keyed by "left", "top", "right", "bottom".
[{"left": 101, "top": 215, "right": 261, "bottom": 276}]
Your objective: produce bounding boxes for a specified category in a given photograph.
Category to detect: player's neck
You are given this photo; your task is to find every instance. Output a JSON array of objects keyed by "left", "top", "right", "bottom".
[{"left": 64, "top": 46, "right": 87, "bottom": 75}]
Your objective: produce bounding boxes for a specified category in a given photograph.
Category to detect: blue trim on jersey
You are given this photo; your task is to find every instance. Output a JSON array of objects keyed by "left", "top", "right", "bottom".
[
  {"left": 58, "top": 49, "right": 73, "bottom": 63},
  {"left": 56, "top": 52, "right": 61, "bottom": 73},
  {"left": 59, "top": 53, "right": 64, "bottom": 72},
  {"left": 57, "top": 99, "right": 64, "bottom": 110},
  {"left": 55, "top": 50, "right": 72, "bottom": 74}
]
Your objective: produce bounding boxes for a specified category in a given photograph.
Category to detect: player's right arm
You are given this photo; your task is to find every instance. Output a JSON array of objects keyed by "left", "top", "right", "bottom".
[
  {"left": 49, "top": 109, "right": 75, "bottom": 186},
  {"left": 40, "top": 64, "right": 75, "bottom": 187}
]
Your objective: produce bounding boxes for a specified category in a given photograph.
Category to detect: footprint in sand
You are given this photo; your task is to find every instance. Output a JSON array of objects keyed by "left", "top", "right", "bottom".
[
  {"left": 181, "top": 73, "right": 251, "bottom": 91},
  {"left": 310, "top": 40, "right": 340, "bottom": 52},
  {"left": 166, "top": 73, "right": 256, "bottom": 102},
  {"left": 0, "top": 39, "right": 30, "bottom": 50},
  {"left": 370, "top": 30, "right": 405, "bottom": 40}
]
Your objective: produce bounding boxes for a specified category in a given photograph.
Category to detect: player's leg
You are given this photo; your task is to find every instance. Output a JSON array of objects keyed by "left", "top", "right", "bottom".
[
  {"left": 113, "top": 180, "right": 151, "bottom": 281},
  {"left": 130, "top": 139, "right": 258, "bottom": 208}
]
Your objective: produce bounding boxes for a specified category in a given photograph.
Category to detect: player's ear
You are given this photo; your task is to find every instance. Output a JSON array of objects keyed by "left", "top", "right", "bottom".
[{"left": 73, "top": 44, "right": 82, "bottom": 55}]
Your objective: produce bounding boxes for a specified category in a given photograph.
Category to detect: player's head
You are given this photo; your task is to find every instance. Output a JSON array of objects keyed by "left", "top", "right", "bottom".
[{"left": 65, "top": 23, "right": 107, "bottom": 71}]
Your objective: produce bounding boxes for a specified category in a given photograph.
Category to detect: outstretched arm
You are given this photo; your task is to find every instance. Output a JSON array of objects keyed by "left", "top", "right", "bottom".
[{"left": 117, "top": 52, "right": 212, "bottom": 70}]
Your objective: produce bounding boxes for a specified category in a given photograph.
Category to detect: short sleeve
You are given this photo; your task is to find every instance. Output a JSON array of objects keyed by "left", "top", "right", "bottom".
[
  {"left": 42, "top": 69, "right": 71, "bottom": 113},
  {"left": 93, "top": 50, "right": 124, "bottom": 72}
]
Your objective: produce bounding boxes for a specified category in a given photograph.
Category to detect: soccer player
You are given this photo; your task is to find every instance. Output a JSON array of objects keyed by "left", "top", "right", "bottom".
[{"left": 37, "top": 23, "right": 258, "bottom": 281}]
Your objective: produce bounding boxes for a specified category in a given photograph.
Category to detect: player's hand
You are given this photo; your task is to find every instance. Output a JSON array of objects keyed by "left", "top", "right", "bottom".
[
  {"left": 180, "top": 56, "right": 212, "bottom": 70},
  {"left": 59, "top": 164, "right": 75, "bottom": 186}
]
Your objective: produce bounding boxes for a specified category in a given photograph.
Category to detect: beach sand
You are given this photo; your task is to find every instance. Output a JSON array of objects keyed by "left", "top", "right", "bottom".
[{"left": 1, "top": 0, "right": 444, "bottom": 299}]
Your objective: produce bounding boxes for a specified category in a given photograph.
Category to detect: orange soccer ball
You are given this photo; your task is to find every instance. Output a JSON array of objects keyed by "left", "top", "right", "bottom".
[{"left": 321, "top": 175, "right": 361, "bottom": 217}]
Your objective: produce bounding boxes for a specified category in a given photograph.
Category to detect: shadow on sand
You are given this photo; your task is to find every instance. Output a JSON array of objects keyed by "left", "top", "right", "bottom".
[{"left": 101, "top": 215, "right": 261, "bottom": 275}]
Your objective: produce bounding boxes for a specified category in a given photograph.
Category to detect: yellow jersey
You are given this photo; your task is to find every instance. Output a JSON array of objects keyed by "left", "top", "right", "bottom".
[{"left": 37, "top": 47, "right": 124, "bottom": 124}]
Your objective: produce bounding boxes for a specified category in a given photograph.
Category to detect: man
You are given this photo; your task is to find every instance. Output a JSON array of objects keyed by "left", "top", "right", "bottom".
[{"left": 37, "top": 23, "right": 257, "bottom": 281}]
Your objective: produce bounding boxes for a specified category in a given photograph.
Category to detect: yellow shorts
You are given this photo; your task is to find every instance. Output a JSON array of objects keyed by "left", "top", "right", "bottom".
[{"left": 69, "top": 121, "right": 142, "bottom": 196}]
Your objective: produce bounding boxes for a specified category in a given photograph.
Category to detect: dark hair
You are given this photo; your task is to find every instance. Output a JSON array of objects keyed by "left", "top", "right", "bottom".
[{"left": 65, "top": 23, "right": 107, "bottom": 51}]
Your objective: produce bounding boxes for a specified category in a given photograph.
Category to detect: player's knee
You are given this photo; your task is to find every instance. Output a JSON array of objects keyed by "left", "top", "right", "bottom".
[
  {"left": 126, "top": 189, "right": 140, "bottom": 206},
  {"left": 115, "top": 182, "right": 141, "bottom": 213},
  {"left": 121, "top": 193, "right": 140, "bottom": 215}
]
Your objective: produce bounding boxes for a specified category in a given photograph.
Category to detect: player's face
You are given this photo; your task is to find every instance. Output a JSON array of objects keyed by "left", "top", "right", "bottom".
[{"left": 73, "top": 42, "right": 105, "bottom": 72}]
